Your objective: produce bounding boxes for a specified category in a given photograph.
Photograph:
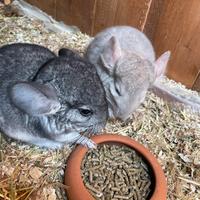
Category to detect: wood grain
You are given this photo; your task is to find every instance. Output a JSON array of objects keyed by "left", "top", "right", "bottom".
[
  {"left": 92, "top": 0, "right": 151, "bottom": 35},
  {"left": 55, "top": 0, "right": 96, "bottom": 35},
  {"left": 55, "top": 0, "right": 152, "bottom": 35},
  {"left": 153, "top": 0, "right": 200, "bottom": 88},
  {"left": 192, "top": 72, "right": 200, "bottom": 92},
  {"left": 143, "top": 0, "right": 164, "bottom": 42},
  {"left": 26, "top": 0, "right": 56, "bottom": 18},
  {"left": 25, "top": 0, "right": 152, "bottom": 35}
]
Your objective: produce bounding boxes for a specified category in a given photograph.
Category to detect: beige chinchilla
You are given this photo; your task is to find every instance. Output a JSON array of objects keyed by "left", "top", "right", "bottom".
[{"left": 85, "top": 26, "right": 170, "bottom": 121}]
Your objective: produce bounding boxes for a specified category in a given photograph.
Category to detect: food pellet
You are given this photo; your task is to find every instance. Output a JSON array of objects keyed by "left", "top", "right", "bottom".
[{"left": 81, "top": 144, "right": 152, "bottom": 200}]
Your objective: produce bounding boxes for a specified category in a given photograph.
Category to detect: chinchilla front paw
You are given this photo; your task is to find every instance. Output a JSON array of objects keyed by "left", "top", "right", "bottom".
[{"left": 76, "top": 136, "right": 97, "bottom": 149}]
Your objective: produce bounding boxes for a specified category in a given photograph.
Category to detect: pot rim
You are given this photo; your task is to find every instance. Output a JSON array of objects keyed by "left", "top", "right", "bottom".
[{"left": 65, "top": 134, "right": 167, "bottom": 200}]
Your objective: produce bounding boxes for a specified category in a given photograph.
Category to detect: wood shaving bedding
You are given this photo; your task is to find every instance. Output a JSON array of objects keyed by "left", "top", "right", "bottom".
[{"left": 0, "top": 3, "right": 200, "bottom": 200}]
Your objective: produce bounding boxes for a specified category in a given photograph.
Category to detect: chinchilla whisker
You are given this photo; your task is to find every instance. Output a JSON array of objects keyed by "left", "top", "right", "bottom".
[
  {"left": 92, "top": 124, "right": 102, "bottom": 134},
  {"left": 87, "top": 127, "right": 94, "bottom": 135},
  {"left": 88, "top": 131, "right": 93, "bottom": 137}
]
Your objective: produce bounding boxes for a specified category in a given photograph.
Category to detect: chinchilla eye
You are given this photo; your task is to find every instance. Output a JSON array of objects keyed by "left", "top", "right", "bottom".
[{"left": 79, "top": 108, "right": 93, "bottom": 117}]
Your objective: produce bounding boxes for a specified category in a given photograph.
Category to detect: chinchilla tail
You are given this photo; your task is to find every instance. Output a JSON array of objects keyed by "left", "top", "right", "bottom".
[{"left": 151, "top": 82, "right": 200, "bottom": 113}]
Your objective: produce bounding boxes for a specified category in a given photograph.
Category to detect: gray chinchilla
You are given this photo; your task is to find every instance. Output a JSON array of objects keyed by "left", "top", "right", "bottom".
[
  {"left": 0, "top": 43, "right": 108, "bottom": 149},
  {"left": 85, "top": 26, "right": 170, "bottom": 121}
]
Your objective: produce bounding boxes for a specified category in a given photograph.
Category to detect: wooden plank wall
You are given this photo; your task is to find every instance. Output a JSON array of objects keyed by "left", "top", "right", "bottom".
[
  {"left": 56, "top": 0, "right": 97, "bottom": 35},
  {"left": 143, "top": 0, "right": 164, "bottom": 41},
  {"left": 26, "top": 0, "right": 56, "bottom": 18},
  {"left": 25, "top": 0, "right": 200, "bottom": 91},
  {"left": 26, "top": 0, "right": 153, "bottom": 36},
  {"left": 153, "top": 0, "right": 200, "bottom": 89},
  {"left": 25, "top": 0, "right": 165, "bottom": 41},
  {"left": 89, "top": 0, "right": 151, "bottom": 35}
]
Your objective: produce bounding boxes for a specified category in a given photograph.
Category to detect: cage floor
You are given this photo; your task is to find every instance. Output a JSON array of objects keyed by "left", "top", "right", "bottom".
[{"left": 0, "top": 3, "right": 200, "bottom": 200}]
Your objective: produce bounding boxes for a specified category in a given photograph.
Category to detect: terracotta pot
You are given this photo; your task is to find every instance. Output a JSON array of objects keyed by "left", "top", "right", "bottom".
[{"left": 65, "top": 134, "right": 167, "bottom": 200}]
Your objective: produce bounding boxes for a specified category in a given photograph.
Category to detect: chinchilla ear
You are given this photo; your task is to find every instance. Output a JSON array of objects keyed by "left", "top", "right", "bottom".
[
  {"left": 9, "top": 82, "right": 61, "bottom": 116},
  {"left": 58, "top": 48, "right": 80, "bottom": 59},
  {"left": 100, "top": 36, "right": 122, "bottom": 74},
  {"left": 154, "top": 51, "right": 171, "bottom": 78},
  {"left": 58, "top": 48, "right": 71, "bottom": 56}
]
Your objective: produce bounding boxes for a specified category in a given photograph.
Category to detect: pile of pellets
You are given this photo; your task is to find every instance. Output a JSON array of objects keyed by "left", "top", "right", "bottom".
[{"left": 81, "top": 144, "right": 152, "bottom": 200}]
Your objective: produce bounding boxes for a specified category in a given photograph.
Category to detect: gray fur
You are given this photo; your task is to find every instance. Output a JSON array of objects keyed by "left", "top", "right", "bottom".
[
  {"left": 85, "top": 26, "right": 170, "bottom": 120},
  {"left": 0, "top": 43, "right": 108, "bottom": 149}
]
